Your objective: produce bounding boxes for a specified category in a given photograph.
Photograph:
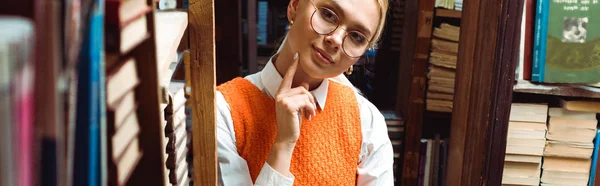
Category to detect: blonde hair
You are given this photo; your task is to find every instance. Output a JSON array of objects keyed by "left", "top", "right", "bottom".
[{"left": 279, "top": 0, "right": 389, "bottom": 92}]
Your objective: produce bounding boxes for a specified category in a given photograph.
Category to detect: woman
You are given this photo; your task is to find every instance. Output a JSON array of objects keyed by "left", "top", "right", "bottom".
[{"left": 216, "top": 0, "right": 393, "bottom": 185}]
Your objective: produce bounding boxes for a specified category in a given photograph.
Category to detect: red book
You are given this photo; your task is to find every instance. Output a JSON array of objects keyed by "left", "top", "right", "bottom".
[{"left": 522, "top": 0, "right": 535, "bottom": 80}]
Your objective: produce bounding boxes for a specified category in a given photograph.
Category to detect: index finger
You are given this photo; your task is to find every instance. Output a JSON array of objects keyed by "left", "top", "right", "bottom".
[{"left": 277, "top": 52, "right": 299, "bottom": 93}]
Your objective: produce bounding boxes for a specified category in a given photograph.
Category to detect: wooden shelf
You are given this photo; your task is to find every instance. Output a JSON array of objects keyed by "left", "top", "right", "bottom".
[
  {"left": 513, "top": 80, "right": 600, "bottom": 99},
  {"left": 155, "top": 10, "right": 188, "bottom": 78},
  {"left": 435, "top": 8, "right": 462, "bottom": 18}
]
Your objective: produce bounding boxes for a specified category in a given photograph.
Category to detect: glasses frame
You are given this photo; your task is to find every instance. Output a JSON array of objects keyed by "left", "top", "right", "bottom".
[{"left": 307, "top": 1, "right": 372, "bottom": 58}]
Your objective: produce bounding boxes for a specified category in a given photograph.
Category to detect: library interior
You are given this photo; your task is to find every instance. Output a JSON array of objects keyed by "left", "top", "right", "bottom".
[{"left": 1, "top": 0, "right": 600, "bottom": 185}]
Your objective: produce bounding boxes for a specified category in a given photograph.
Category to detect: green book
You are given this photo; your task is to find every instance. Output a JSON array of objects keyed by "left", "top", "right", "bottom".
[{"left": 533, "top": 0, "right": 600, "bottom": 83}]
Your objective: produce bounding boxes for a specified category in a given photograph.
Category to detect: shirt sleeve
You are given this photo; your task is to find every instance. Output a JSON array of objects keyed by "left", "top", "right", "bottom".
[
  {"left": 355, "top": 95, "right": 395, "bottom": 186},
  {"left": 216, "top": 91, "right": 294, "bottom": 186}
]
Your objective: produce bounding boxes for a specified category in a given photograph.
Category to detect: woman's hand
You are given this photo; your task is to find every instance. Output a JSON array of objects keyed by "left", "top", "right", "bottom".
[
  {"left": 267, "top": 52, "right": 316, "bottom": 177},
  {"left": 274, "top": 52, "right": 316, "bottom": 145}
]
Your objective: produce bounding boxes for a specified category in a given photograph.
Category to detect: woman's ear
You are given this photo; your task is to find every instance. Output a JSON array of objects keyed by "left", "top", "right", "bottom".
[{"left": 287, "top": 0, "right": 300, "bottom": 24}]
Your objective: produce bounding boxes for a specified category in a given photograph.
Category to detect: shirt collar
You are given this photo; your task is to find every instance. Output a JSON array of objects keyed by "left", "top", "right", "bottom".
[{"left": 260, "top": 57, "right": 329, "bottom": 110}]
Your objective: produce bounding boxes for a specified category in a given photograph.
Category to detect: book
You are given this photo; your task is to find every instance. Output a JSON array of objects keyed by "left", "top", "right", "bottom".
[
  {"left": 107, "top": 91, "right": 137, "bottom": 130},
  {"left": 0, "top": 16, "right": 35, "bottom": 186},
  {"left": 509, "top": 103, "right": 548, "bottom": 123},
  {"left": 591, "top": 130, "right": 600, "bottom": 186},
  {"left": 559, "top": 99, "right": 600, "bottom": 113},
  {"left": 523, "top": 0, "right": 534, "bottom": 80},
  {"left": 429, "top": 51, "right": 457, "bottom": 69},
  {"left": 546, "top": 117, "right": 597, "bottom": 144},
  {"left": 502, "top": 161, "right": 541, "bottom": 185},
  {"left": 106, "top": 58, "right": 140, "bottom": 107},
  {"left": 431, "top": 39, "right": 459, "bottom": 54},
  {"left": 427, "top": 92, "right": 454, "bottom": 101},
  {"left": 507, "top": 121, "right": 547, "bottom": 139},
  {"left": 549, "top": 107, "right": 597, "bottom": 120},
  {"left": 428, "top": 66, "right": 456, "bottom": 79},
  {"left": 506, "top": 137, "right": 545, "bottom": 156},
  {"left": 504, "top": 154, "right": 542, "bottom": 164},
  {"left": 426, "top": 99, "right": 453, "bottom": 113},
  {"left": 541, "top": 157, "right": 592, "bottom": 185},
  {"left": 105, "top": 5, "right": 151, "bottom": 54},
  {"left": 532, "top": 0, "right": 600, "bottom": 83},
  {"left": 543, "top": 140, "right": 594, "bottom": 159},
  {"left": 74, "top": 0, "right": 104, "bottom": 185}
]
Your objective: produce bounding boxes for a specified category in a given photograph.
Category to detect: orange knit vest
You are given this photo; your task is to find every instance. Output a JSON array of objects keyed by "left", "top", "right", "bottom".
[{"left": 217, "top": 77, "right": 362, "bottom": 185}]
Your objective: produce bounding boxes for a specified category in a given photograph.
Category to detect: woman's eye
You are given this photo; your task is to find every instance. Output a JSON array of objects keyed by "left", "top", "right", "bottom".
[
  {"left": 350, "top": 32, "right": 366, "bottom": 44},
  {"left": 320, "top": 8, "right": 337, "bottom": 23}
]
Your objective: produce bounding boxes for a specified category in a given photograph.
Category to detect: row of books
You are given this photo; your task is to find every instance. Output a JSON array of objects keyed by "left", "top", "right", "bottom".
[
  {"left": 381, "top": 110, "right": 404, "bottom": 185},
  {"left": 502, "top": 101, "right": 600, "bottom": 186},
  {"left": 435, "top": 0, "right": 461, "bottom": 11},
  {"left": 426, "top": 23, "right": 459, "bottom": 113},
  {"left": 0, "top": 0, "right": 180, "bottom": 185},
  {"left": 516, "top": 0, "right": 600, "bottom": 83},
  {"left": 0, "top": 0, "right": 108, "bottom": 185},
  {"left": 417, "top": 136, "right": 448, "bottom": 186}
]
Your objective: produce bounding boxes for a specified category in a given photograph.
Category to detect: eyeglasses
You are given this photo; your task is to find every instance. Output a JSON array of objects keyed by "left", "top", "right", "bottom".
[{"left": 307, "top": 1, "right": 371, "bottom": 58}]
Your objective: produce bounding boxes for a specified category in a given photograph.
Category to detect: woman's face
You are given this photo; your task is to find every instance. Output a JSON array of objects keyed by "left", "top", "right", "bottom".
[{"left": 287, "top": 0, "right": 380, "bottom": 79}]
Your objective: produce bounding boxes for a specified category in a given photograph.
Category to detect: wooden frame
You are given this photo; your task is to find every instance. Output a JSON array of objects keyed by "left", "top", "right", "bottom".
[
  {"left": 188, "top": 0, "right": 218, "bottom": 185},
  {"left": 445, "top": 0, "right": 523, "bottom": 185}
]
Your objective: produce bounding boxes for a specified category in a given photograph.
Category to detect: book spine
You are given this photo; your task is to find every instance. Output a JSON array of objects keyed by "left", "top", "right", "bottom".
[
  {"left": 590, "top": 130, "right": 600, "bottom": 186},
  {"left": 96, "top": 0, "right": 108, "bottom": 185},
  {"left": 523, "top": 0, "right": 534, "bottom": 80},
  {"left": 538, "top": 0, "right": 549, "bottom": 82},
  {"left": 418, "top": 140, "right": 428, "bottom": 186},
  {"left": 88, "top": 1, "right": 104, "bottom": 185},
  {"left": 531, "top": 0, "right": 544, "bottom": 82}
]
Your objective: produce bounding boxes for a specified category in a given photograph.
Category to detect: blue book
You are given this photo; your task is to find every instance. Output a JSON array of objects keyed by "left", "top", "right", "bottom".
[
  {"left": 531, "top": 0, "right": 600, "bottom": 83},
  {"left": 589, "top": 129, "right": 600, "bottom": 186},
  {"left": 74, "top": 0, "right": 104, "bottom": 186},
  {"left": 532, "top": 0, "right": 548, "bottom": 82}
]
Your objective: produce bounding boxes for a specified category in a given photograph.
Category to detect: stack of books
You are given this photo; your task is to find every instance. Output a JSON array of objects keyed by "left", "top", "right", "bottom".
[
  {"left": 426, "top": 23, "right": 459, "bottom": 113},
  {"left": 104, "top": 0, "right": 151, "bottom": 185},
  {"left": 389, "top": 0, "right": 405, "bottom": 51},
  {"left": 454, "top": 0, "right": 462, "bottom": 11},
  {"left": 434, "top": 0, "right": 455, "bottom": 10},
  {"left": 164, "top": 80, "right": 190, "bottom": 186},
  {"left": 502, "top": 103, "right": 548, "bottom": 185},
  {"left": 381, "top": 110, "right": 404, "bottom": 184},
  {"left": 106, "top": 59, "right": 143, "bottom": 186},
  {"left": 540, "top": 106, "right": 598, "bottom": 185}
]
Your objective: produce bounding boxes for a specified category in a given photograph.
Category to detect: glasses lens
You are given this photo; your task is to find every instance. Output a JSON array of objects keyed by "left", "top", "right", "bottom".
[
  {"left": 343, "top": 32, "right": 369, "bottom": 57},
  {"left": 311, "top": 6, "right": 369, "bottom": 58},
  {"left": 311, "top": 7, "right": 338, "bottom": 34}
]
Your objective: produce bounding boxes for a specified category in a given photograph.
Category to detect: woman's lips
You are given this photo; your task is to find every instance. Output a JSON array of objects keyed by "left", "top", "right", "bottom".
[{"left": 313, "top": 46, "right": 334, "bottom": 65}]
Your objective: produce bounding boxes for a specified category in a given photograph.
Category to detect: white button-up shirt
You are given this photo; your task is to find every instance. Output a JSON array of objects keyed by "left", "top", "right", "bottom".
[{"left": 216, "top": 59, "right": 394, "bottom": 186}]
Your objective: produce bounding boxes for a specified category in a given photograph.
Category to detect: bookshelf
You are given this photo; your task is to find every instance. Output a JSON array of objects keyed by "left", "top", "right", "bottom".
[
  {"left": 396, "top": 0, "right": 524, "bottom": 184},
  {"left": 435, "top": 8, "right": 462, "bottom": 19},
  {"left": 513, "top": 80, "right": 600, "bottom": 99}
]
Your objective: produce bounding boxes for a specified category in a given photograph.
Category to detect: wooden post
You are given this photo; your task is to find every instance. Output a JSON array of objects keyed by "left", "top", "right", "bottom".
[
  {"left": 188, "top": 0, "right": 217, "bottom": 185},
  {"left": 400, "top": 0, "right": 435, "bottom": 185},
  {"left": 445, "top": 0, "right": 523, "bottom": 184}
]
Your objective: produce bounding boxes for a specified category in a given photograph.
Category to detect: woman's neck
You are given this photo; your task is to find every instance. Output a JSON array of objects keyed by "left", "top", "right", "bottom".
[{"left": 273, "top": 43, "right": 323, "bottom": 91}]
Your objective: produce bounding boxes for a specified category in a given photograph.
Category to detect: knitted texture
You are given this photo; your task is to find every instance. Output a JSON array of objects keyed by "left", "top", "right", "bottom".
[{"left": 217, "top": 77, "right": 362, "bottom": 185}]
